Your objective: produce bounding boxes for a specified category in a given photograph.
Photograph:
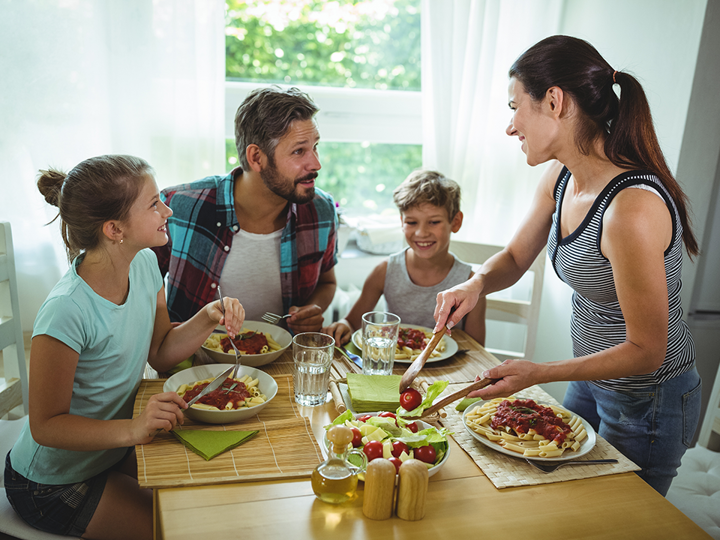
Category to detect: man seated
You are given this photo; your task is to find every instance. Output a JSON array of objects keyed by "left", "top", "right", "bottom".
[{"left": 153, "top": 86, "right": 338, "bottom": 334}]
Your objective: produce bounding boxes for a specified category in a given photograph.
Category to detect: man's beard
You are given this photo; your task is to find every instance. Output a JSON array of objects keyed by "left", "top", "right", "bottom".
[{"left": 260, "top": 157, "right": 317, "bottom": 204}]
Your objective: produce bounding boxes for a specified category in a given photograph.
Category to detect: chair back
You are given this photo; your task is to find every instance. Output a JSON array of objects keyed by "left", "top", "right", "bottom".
[
  {"left": 0, "top": 222, "right": 29, "bottom": 417},
  {"left": 450, "top": 240, "right": 545, "bottom": 361}
]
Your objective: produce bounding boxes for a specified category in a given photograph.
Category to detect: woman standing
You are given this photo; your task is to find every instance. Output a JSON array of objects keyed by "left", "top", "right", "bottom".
[{"left": 433, "top": 35, "right": 701, "bottom": 495}]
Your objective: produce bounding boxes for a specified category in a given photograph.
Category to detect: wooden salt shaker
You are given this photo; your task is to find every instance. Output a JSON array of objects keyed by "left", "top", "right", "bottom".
[
  {"left": 396, "top": 459, "right": 428, "bottom": 521},
  {"left": 362, "top": 459, "right": 396, "bottom": 520}
]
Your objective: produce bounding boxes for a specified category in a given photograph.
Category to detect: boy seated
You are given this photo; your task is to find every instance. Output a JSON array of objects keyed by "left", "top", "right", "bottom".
[{"left": 323, "top": 170, "right": 486, "bottom": 345}]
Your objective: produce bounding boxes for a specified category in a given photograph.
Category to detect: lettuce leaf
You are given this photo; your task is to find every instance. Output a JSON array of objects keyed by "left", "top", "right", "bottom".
[{"left": 396, "top": 380, "right": 449, "bottom": 417}]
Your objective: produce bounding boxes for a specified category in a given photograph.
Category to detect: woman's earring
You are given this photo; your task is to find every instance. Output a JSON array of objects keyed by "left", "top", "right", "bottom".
[{"left": 120, "top": 239, "right": 123, "bottom": 244}]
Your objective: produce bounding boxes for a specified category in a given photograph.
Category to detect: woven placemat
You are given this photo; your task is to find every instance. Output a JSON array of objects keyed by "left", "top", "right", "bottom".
[
  {"left": 439, "top": 384, "right": 641, "bottom": 489},
  {"left": 134, "top": 377, "right": 323, "bottom": 489}
]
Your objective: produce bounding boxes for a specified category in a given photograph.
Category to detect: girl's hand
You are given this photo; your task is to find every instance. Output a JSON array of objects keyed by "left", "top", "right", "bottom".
[
  {"left": 132, "top": 392, "right": 187, "bottom": 444},
  {"left": 207, "top": 297, "right": 245, "bottom": 338},
  {"left": 466, "top": 359, "right": 538, "bottom": 400},
  {"left": 321, "top": 320, "right": 352, "bottom": 346},
  {"left": 433, "top": 282, "right": 480, "bottom": 334}
]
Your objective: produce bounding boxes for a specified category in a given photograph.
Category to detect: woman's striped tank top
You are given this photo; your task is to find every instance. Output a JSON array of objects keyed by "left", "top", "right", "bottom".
[{"left": 547, "top": 167, "right": 695, "bottom": 391}]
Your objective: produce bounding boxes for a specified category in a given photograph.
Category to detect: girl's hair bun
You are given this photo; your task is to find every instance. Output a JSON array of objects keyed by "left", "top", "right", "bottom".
[{"left": 37, "top": 168, "right": 67, "bottom": 207}]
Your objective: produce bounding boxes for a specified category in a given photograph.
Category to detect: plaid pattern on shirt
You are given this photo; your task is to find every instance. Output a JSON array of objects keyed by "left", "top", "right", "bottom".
[{"left": 153, "top": 169, "right": 338, "bottom": 322}]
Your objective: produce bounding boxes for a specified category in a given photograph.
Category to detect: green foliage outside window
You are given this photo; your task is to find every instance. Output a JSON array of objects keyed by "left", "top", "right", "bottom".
[
  {"left": 225, "top": 0, "right": 422, "bottom": 214},
  {"left": 225, "top": 0, "right": 421, "bottom": 90}
]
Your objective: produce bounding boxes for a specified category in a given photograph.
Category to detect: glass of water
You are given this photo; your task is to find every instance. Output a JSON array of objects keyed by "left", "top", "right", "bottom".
[
  {"left": 361, "top": 311, "right": 401, "bottom": 376},
  {"left": 293, "top": 332, "right": 335, "bottom": 406}
]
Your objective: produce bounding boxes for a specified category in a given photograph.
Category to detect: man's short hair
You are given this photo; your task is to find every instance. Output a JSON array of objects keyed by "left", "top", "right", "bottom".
[
  {"left": 234, "top": 86, "right": 319, "bottom": 170},
  {"left": 392, "top": 170, "right": 461, "bottom": 220}
]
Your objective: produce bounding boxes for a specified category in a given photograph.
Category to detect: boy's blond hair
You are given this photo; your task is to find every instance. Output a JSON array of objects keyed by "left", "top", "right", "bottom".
[{"left": 392, "top": 170, "right": 461, "bottom": 220}]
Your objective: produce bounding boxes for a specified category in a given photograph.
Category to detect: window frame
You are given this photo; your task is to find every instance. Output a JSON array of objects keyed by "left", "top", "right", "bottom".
[{"left": 225, "top": 81, "right": 422, "bottom": 146}]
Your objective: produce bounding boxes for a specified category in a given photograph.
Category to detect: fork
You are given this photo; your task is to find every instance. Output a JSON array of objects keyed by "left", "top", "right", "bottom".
[
  {"left": 525, "top": 458, "right": 618, "bottom": 473},
  {"left": 261, "top": 312, "right": 291, "bottom": 325},
  {"left": 217, "top": 286, "right": 241, "bottom": 380}
]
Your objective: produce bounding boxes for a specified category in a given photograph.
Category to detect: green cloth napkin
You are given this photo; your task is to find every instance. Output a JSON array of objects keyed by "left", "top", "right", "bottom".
[
  {"left": 171, "top": 429, "right": 258, "bottom": 461},
  {"left": 346, "top": 373, "right": 401, "bottom": 413}
]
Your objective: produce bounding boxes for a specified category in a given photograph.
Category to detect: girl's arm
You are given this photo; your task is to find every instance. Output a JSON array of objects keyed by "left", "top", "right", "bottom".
[
  {"left": 322, "top": 260, "right": 387, "bottom": 345},
  {"left": 147, "top": 286, "right": 244, "bottom": 373},
  {"left": 434, "top": 161, "right": 561, "bottom": 332},
  {"left": 471, "top": 184, "right": 673, "bottom": 399},
  {"left": 28, "top": 335, "right": 187, "bottom": 450}
]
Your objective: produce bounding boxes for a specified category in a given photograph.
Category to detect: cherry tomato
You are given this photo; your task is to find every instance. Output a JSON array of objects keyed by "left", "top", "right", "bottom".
[
  {"left": 357, "top": 414, "right": 372, "bottom": 423},
  {"left": 400, "top": 388, "right": 422, "bottom": 411},
  {"left": 391, "top": 440, "right": 410, "bottom": 458},
  {"left": 350, "top": 427, "right": 362, "bottom": 448},
  {"left": 414, "top": 445, "right": 437, "bottom": 464},
  {"left": 363, "top": 440, "right": 384, "bottom": 462},
  {"left": 388, "top": 457, "right": 402, "bottom": 473},
  {"left": 405, "top": 421, "right": 419, "bottom": 433}
]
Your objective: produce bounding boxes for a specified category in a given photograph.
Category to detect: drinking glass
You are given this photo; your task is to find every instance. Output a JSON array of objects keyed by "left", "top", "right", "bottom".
[
  {"left": 361, "top": 311, "right": 401, "bottom": 376},
  {"left": 293, "top": 332, "right": 335, "bottom": 406}
]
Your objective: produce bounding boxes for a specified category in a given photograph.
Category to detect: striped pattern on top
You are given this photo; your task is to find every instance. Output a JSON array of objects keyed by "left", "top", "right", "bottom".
[{"left": 547, "top": 168, "right": 695, "bottom": 391}]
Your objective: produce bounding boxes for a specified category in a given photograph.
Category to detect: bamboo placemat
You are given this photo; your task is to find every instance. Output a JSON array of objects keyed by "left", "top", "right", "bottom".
[
  {"left": 133, "top": 377, "right": 323, "bottom": 489},
  {"left": 439, "top": 383, "right": 640, "bottom": 489}
]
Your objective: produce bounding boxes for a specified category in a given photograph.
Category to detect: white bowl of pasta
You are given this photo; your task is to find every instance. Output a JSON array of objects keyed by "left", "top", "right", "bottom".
[
  {"left": 201, "top": 320, "right": 292, "bottom": 367},
  {"left": 164, "top": 364, "right": 278, "bottom": 424},
  {"left": 462, "top": 397, "right": 597, "bottom": 462}
]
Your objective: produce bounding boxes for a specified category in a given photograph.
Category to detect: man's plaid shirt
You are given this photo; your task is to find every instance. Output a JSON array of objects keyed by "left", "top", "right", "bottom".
[{"left": 153, "top": 169, "right": 338, "bottom": 322}]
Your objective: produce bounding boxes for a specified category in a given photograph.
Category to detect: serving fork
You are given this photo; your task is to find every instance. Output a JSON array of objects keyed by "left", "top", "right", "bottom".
[
  {"left": 525, "top": 458, "right": 618, "bottom": 473},
  {"left": 261, "top": 312, "right": 292, "bottom": 325},
  {"left": 217, "top": 286, "right": 241, "bottom": 380}
]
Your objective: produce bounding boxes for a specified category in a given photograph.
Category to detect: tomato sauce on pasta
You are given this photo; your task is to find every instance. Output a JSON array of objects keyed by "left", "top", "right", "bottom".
[
  {"left": 221, "top": 331, "right": 269, "bottom": 354},
  {"left": 492, "top": 399, "right": 572, "bottom": 445},
  {"left": 397, "top": 328, "right": 427, "bottom": 350},
  {"left": 182, "top": 378, "right": 251, "bottom": 410}
]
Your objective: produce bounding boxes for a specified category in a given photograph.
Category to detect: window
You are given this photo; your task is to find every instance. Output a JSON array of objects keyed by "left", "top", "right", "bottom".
[{"left": 225, "top": 0, "right": 421, "bottom": 215}]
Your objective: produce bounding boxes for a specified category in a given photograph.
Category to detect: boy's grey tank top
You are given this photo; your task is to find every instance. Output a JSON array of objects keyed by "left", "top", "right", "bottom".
[
  {"left": 548, "top": 167, "right": 695, "bottom": 391},
  {"left": 383, "top": 248, "right": 472, "bottom": 328}
]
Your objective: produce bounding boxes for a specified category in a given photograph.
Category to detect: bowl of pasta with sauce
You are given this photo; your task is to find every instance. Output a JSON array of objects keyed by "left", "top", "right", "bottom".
[
  {"left": 201, "top": 320, "right": 292, "bottom": 367},
  {"left": 164, "top": 364, "right": 278, "bottom": 424}
]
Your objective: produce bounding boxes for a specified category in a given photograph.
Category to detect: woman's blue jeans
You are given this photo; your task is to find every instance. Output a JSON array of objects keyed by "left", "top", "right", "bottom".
[{"left": 563, "top": 367, "right": 701, "bottom": 496}]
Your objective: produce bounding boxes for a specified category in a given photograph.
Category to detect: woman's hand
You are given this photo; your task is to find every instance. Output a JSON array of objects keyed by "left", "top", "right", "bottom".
[
  {"left": 208, "top": 297, "right": 245, "bottom": 337},
  {"left": 433, "top": 281, "right": 481, "bottom": 334},
  {"left": 467, "top": 359, "right": 539, "bottom": 400},
  {"left": 132, "top": 392, "right": 188, "bottom": 445},
  {"left": 322, "top": 320, "right": 352, "bottom": 346}
]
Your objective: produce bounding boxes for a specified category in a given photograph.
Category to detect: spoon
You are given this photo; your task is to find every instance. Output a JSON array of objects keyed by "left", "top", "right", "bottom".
[{"left": 525, "top": 458, "right": 618, "bottom": 473}]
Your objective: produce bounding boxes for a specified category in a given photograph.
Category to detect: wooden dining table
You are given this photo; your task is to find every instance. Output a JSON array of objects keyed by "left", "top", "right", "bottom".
[{"left": 138, "top": 330, "right": 711, "bottom": 540}]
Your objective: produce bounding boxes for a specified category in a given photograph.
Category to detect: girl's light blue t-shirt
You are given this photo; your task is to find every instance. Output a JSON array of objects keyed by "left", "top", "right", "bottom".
[{"left": 10, "top": 248, "right": 163, "bottom": 484}]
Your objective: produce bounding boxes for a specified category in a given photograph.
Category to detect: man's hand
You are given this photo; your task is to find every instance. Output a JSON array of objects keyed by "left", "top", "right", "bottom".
[{"left": 287, "top": 304, "right": 324, "bottom": 333}]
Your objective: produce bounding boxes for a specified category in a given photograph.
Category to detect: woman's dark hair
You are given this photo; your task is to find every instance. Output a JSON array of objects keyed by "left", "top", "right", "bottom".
[
  {"left": 37, "top": 155, "right": 153, "bottom": 262},
  {"left": 234, "top": 86, "right": 319, "bottom": 170},
  {"left": 509, "top": 35, "right": 698, "bottom": 257}
]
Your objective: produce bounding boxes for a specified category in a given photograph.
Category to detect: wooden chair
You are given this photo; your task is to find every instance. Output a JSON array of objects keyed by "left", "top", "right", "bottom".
[
  {"left": 0, "top": 222, "right": 75, "bottom": 539},
  {"left": 449, "top": 240, "right": 545, "bottom": 362}
]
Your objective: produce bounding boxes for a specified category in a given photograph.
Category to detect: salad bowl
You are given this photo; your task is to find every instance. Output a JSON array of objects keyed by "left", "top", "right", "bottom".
[{"left": 324, "top": 411, "right": 451, "bottom": 478}]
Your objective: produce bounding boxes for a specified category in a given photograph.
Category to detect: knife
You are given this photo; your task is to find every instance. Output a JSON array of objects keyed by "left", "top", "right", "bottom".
[{"left": 185, "top": 365, "right": 235, "bottom": 407}]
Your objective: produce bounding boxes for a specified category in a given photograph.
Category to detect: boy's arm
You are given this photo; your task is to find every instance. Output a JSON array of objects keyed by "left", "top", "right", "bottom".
[{"left": 344, "top": 260, "right": 388, "bottom": 331}]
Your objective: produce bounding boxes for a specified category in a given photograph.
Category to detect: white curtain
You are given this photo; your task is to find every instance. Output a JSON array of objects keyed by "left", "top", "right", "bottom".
[
  {"left": 421, "top": 0, "right": 564, "bottom": 245},
  {"left": 0, "top": 0, "right": 225, "bottom": 331}
]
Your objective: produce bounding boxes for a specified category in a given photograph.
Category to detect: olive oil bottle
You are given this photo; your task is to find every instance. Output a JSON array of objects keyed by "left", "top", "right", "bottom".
[{"left": 312, "top": 425, "right": 367, "bottom": 504}]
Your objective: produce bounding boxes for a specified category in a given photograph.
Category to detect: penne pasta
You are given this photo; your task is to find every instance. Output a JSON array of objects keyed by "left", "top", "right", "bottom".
[{"left": 466, "top": 397, "right": 586, "bottom": 459}]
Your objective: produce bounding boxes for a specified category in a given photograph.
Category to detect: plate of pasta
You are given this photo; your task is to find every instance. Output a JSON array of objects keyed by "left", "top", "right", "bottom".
[
  {"left": 462, "top": 397, "right": 596, "bottom": 462},
  {"left": 164, "top": 364, "right": 278, "bottom": 424},
  {"left": 201, "top": 320, "right": 292, "bottom": 367},
  {"left": 351, "top": 325, "right": 458, "bottom": 364}
]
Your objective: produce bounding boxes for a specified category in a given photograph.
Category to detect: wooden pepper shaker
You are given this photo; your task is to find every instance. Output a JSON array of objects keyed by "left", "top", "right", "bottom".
[
  {"left": 362, "top": 458, "right": 396, "bottom": 520},
  {"left": 396, "top": 459, "right": 428, "bottom": 521}
]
